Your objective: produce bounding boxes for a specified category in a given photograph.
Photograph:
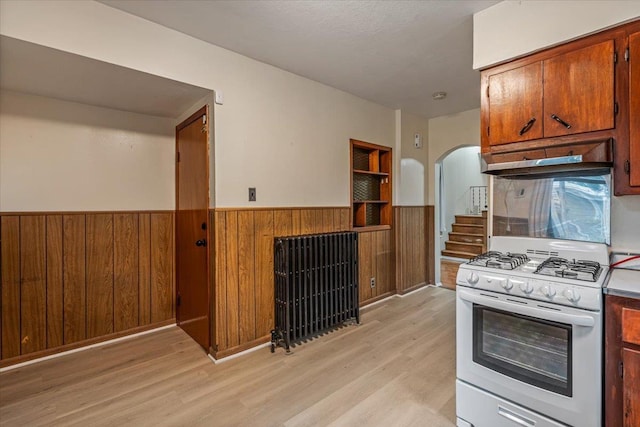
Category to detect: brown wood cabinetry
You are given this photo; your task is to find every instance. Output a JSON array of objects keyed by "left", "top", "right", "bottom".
[
  {"left": 487, "top": 63, "right": 543, "bottom": 145},
  {"left": 605, "top": 295, "right": 640, "bottom": 427},
  {"left": 629, "top": 31, "right": 640, "bottom": 188},
  {"left": 350, "top": 139, "right": 392, "bottom": 230},
  {"left": 481, "top": 20, "right": 640, "bottom": 195},
  {"left": 484, "top": 40, "right": 615, "bottom": 147},
  {"left": 543, "top": 40, "right": 615, "bottom": 137}
]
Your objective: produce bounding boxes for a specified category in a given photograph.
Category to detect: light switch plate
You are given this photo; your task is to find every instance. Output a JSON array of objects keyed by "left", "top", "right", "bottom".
[
  {"left": 215, "top": 91, "right": 224, "bottom": 105},
  {"left": 249, "top": 187, "right": 256, "bottom": 202}
]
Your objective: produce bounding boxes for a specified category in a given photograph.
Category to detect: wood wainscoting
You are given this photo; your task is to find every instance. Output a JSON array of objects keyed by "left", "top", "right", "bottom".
[
  {"left": 0, "top": 211, "right": 175, "bottom": 367},
  {"left": 440, "top": 259, "right": 463, "bottom": 290},
  {"left": 1, "top": 206, "right": 436, "bottom": 364},
  {"left": 211, "top": 207, "right": 351, "bottom": 357},
  {"left": 210, "top": 205, "right": 435, "bottom": 359},
  {"left": 394, "top": 206, "right": 435, "bottom": 294}
]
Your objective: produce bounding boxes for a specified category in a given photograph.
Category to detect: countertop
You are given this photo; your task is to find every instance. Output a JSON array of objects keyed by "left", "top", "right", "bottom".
[{"left": 603, "top": 253, "right": 640, "bottom": 299}]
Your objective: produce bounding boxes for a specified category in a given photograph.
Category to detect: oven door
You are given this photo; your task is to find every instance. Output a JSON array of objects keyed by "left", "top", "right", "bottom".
[{"left": 456, "top": 288, "right": 601, "bottom": 427}]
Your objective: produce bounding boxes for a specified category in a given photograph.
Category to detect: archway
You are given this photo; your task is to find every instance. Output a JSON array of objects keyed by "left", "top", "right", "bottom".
[{"left": 434, "top": 145, "right": 488, "bottom": 287}]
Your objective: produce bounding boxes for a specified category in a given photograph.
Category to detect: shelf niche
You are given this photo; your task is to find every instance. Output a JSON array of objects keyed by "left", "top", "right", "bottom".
[{"left": 350, "top": 139, "right": 392, "bottom": 230}]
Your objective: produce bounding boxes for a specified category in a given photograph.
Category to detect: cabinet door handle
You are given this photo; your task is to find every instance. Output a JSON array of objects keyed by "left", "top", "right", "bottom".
[
  {"left": 518, "top": 118, "right": 536, "bottom": 135},
  {"left": 550, "top": 114, "right": 572, "bottom": 129}
]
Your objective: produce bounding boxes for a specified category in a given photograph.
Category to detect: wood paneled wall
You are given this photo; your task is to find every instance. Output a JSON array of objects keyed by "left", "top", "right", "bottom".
[
  {"left": 358, "top": 229, "right": 395, "bottom": 304},
  {"left": 440, "top": 259, "right": 462, "bottom": 290},
  {"left": 211, "top": 207, "right": 351, "bottom": 357},
  {"left": 2, "top": 205, "right": 436, "bottom": 363},
  {"left": 0, "top": 212, "right": 175, "bottom": 364},
  {"left": 210, "top": 205, "right": 435, "bottom": 358},
  {"left": 394, "top": 206, "right": 434, "bottom": 293}
]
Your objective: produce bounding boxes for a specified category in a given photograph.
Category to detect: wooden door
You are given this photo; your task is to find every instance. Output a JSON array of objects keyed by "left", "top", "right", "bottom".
[
  {"left": 487, "top": 62, "right": 543, "bottom": 145},
  {"left": 623, "top": 348, "right": 640, "bottom": 427},
  {"left": 176, "top": 106, "right": 210, "bottom": 351},
  {"left": 543, "top": 40, "right": 615, "bottom": 138},
  {"left": 630, "top": 31, "right": 640, "bottom": 187}
]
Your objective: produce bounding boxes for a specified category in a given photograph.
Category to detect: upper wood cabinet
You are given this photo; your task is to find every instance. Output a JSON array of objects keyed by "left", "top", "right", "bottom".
[
  {"left": 543, "top": 40, "right": 615, "bottom": 138},
  {"left": 481, "top": 19, "right": 640, "bottom": 196},
  {"left": 488, "top": 63, "right": 543, "bottom": 145},
  {"left": 485, "top": 40, "right": 615, "bottom": 147},
  {"left": 629, "top": 31, "right": 640, "bottom": 188}
]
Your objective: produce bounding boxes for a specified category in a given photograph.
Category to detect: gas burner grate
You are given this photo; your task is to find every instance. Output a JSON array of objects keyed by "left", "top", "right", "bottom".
[
  {"left": 534, "top": 257, "right": 602, "bottom": 282},
  {"left": 468, "top": 251, "right": 529, "bottom": 270}
]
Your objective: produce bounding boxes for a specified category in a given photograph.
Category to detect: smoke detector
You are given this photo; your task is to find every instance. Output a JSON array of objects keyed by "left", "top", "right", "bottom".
[{"left": 432, "top": 91, "right": 447, "bottom": 100}]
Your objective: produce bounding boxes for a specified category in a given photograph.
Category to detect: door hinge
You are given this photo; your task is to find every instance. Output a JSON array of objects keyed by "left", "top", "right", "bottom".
[
  {"left": 625, "top": 47, "right": 630, "bottom": 62},
  {"left": 201, "top": 115, "right": 207, "bottom": 133},
  {"left": 176, "top": 151, "right": 181, "bottom": 163},
  {"left": 614, "top": 52, "right": 618, "bottom": 63},
  {"left": 176, "top": 294, "right": 182, "bottom": 307},
  {"left": 487, "top": 126, "right": 490, "bottom": 136},
  {"left": 619, "top": 361, "right": 624, "bottom": 378},
  {"left": 625, "top": 160, "right": 631, "bottom": 175},
  {"left": 615, "top": 102, "right": 619, "bottom": 115}
]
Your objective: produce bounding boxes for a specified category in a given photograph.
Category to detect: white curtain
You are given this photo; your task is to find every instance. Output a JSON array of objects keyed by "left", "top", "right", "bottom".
[{"left": 528, "top": 178, "right": 554, "bottom": 237}]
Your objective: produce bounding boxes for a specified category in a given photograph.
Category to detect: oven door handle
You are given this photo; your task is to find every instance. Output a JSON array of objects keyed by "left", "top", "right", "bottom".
[{"left": 458, "top": 290, "right": 595, "bottom": 327}]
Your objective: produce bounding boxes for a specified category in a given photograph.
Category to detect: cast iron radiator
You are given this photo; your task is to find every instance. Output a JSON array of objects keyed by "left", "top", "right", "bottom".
[{"left": 271, "top": 231, "right": 359, "bottom": 353}]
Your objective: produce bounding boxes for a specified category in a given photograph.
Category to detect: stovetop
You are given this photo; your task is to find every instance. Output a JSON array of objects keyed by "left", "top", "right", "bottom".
[
  {"left": 535, "top": 257, "right": 602, "bottom": 282},
  {"left": 468, "top": 251, "right": 529, "bottom": 270},
  {"left": 456, "top": 237, "right": 609, "bottom": 311},
  {"left": 469, "top": 252, "right": 603, "bottom": 283}
]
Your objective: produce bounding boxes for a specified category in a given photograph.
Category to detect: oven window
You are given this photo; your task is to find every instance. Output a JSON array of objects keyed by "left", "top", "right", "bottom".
[{"left": 473, "top": 304, "right": 572, "bottom": 396}]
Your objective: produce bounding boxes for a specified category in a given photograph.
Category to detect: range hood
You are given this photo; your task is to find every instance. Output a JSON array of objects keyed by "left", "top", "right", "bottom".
[{"left": 481, "top": 139, "right": 613, "bottom": 177}]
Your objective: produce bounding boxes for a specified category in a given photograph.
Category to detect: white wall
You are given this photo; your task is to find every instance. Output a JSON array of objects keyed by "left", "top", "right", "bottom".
[
  {"left": 441, "top": 147, "right": 487, "bottom": 232},
  {"left": 610, "top": 195, "right": 640, "bottom": 252},
  {"left": 0, "top": 0, "right": 395, "bottom": 209},
  {"left": 474, "top": 0, "right": 640, "bottom": 69},
  {"left": 427, "top": 108, "right": 481, "bottom": 205},
  {"left": 0, "top": 90, "right": 175, "bottom": 211},
  {"left": 397, "top": 111, "right": 429, "bottom": 206}
]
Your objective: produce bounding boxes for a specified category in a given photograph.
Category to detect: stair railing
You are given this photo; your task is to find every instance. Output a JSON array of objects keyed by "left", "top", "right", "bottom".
[{"left": 469, "top": 186, "right": 488, "bottom": 215}]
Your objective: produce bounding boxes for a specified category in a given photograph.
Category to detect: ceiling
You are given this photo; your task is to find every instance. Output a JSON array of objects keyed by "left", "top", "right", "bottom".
[
  {"left": 0, "top": 36, "right": 212, "bottom": 118},
  {"left": 99, "top": 0, "right": 500, "bottom": 119}
]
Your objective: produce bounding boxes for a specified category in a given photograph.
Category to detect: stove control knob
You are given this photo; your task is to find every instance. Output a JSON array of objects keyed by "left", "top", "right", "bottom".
[
  {"left": 467, "top": 272, "right": 479, "bottom": 285},
  {"left": 519, "top": 281, "right": 533, "bottom": 294},
  {"left": 564, "top": 288, "right": 581, "bottom": 303},
  {"left": 502, "top": 279, "right": 514, "bottom": 291},
  {"left": 541, "top": 285, "right": 556, "bottom": 299}
]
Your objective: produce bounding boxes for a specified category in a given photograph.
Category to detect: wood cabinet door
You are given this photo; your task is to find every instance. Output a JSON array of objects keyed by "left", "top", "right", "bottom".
[
  {"left": 630, "top": 31, "right": 640, "bottom": 187},
  {"left": 623, "top": 347, "right": 640, "bottom": 427},
  {"left": 488, "top": 62, "right": 543, "bottom": 145},
  {"left": 543, "top": 40, "right": 615, "bottom": 138}
]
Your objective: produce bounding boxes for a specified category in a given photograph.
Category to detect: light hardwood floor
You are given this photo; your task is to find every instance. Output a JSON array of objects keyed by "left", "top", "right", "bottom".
[{"left": 0, "top": 286, "right": 456, "bottom": 427}]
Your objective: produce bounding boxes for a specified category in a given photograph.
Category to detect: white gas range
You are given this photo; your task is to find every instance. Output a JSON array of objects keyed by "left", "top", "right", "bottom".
[{"left": 456, "top": 236, "right": 608, "bottom": 427}]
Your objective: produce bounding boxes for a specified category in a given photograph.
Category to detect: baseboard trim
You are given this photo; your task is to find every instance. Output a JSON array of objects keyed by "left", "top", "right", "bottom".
[
  {"left": 361, "top": 284, "right": 434, "bottom": 310},
  {"left": 211, "top": 335, "right": 271, "bottom": 360},
  {"left": 209, "top": 341, "right": 272, "bottom": 364},
  {"left": 398, "top": 282, "right": 427, "bottom": 296},
  {"left": 0, "top": 321, "right": 176, "bottom": 372}
]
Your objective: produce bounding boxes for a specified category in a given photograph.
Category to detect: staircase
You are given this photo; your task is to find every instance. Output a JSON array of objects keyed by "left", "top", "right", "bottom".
[{"left": 441, "top": 211, "right": 487, "bottom": 259}]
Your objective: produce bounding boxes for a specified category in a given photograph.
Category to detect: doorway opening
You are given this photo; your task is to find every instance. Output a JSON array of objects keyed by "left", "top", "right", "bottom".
[{"left": 434, "top": 145, "right": 488, "bottom": 289}]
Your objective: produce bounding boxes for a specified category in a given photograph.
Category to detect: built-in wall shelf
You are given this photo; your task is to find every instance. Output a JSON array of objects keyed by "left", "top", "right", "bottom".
[{"left": 350, "top": 139, "right": 392, "bottom": 230}]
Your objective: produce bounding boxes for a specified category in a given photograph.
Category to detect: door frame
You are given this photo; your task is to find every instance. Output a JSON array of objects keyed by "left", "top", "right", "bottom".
[{"left": 175, "top": 104, "right": 211, "bottom": 351}]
